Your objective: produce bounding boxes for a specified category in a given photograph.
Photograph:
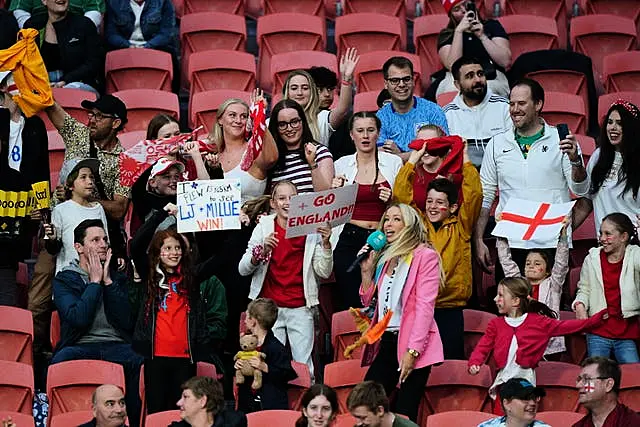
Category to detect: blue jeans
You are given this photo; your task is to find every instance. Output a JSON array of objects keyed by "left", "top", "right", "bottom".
[
  {"left": 51, "top": 342, "right": 144, "bottom": 427},
  {"left": 586, "top": 334, "right": 640, "bottom": 364}
]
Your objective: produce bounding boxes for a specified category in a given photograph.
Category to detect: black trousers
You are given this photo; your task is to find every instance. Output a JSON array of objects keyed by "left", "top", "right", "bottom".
[
  {"left": 144, "top": 357, "right": 196, "bottom": 414},
  {"left": 333, "top": 223, "right": 375, "bottom": 311},
  {"left": 434, "top": 307, "right": 465, "bottom": 360},
  {"left": 364, "top": 331, "right": 432, "bottom": 422}
]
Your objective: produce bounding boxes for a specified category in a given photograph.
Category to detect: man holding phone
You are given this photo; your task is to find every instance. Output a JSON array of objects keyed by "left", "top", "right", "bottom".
[{"left": 474, "top": 78, "right": 589, "bottom": 271}]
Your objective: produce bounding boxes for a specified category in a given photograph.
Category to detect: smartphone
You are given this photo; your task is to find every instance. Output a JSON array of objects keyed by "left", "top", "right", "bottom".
[{"left": 557, "top": 123, "right": 570, "bottom": 141}]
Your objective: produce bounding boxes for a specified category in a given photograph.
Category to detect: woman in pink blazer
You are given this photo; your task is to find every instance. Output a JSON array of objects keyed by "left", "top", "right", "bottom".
[{"left": 358, "top": 203, "right": 444, "bottom": 422}]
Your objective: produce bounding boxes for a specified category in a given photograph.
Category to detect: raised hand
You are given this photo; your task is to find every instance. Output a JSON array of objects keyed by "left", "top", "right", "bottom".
[
  {"left": 304, "top": 143, "right": 318, "bottom": 166},
  {"left": 378, "top": 186, "right": 391, "bottom": 203},
  {"left": 339, "top": 47, "right": 360, "bottom": 82},
  {"left": 251, "top": 88, "right": 266, "bottom": 106},
  {"left": 263, "top": 232, "right": 279, "bottom": 255}
]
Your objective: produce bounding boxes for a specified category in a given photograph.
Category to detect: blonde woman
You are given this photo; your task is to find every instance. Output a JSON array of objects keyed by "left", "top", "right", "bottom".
[
  {"left": 282, "top": 48, "right": 359, "bottom": 146},
  {"left": 206, "top": 89, "right": 278, "bottom": 202},
  {"left": 356, "top": 203, "right": 444, "bottom": 422}
]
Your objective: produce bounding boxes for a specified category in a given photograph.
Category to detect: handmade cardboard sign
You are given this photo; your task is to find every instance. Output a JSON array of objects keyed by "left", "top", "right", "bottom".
[
  {"left": 492, "top": 198, "right": 575, "bottom": 248},
  {"left": 177, "top": 179, "right": 241, "bottom": 232},
  {"left": 286, "top": 185, "right": 358, "bottom": 238}
]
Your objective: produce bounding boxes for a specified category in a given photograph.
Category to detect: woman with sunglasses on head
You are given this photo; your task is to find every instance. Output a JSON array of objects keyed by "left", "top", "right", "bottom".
[
  {"left": 282, "top": 48, "right": 359, "bottom": 147},
  {"left": 436, "top": 0, "right": 511, "bottom": 97},
  {"left": 268, "top": 99, "right": 335, "bottom": 193},
  {"left": 332, "top": 111, "right": 402, "bottom": 310}
]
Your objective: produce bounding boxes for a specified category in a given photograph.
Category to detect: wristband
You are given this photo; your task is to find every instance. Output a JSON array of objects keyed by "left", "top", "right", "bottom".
[
  {"left": 252, "top": 245, "right": 271, "bottom": 264},
  {"left": 570, "top": 158, "right": 583, "bottom": 167},
  {"left": 341, "top": 80, "right": 352, "bottom": 86},
  {"left": 310, "top": 162, "right": 318, "bottom": 170}
]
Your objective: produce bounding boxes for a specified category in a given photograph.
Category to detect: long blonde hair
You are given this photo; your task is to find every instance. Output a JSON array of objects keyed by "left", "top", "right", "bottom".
[
  {"left": 377, "top": 203, "right": 445, "bottom": 289},
  {"left": 282, "top": 70, "right": 321, "bottom": 142},
  {"left": 207, "top": 98, "right": 249, "bottom": 153}
]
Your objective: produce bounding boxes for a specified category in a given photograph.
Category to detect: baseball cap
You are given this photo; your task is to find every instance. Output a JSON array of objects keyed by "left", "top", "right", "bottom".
[
  {"left": 500, "top": 379, "right": 546, "bottom": 401},
  {"left": 147, "top": 158, "right": 185, "bottom": 190},
  {"left": 441, "top": 0, "right": 466, "bottom": 14},
  {"left": 81, "top": 94, "right": 128, "bottom": 125},
  {"left": 59, "top": 158, "right": 100, "bottom": 186}
]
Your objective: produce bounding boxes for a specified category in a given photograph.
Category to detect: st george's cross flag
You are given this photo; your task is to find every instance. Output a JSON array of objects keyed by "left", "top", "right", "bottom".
[{"left": 492, "top": 198, "right": 575, "bottom": 248}]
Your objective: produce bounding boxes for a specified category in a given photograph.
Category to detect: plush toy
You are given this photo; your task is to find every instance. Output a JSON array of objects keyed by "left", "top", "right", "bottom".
[{"left": 234, "top": 334, "right": 266, "bottom": 390}]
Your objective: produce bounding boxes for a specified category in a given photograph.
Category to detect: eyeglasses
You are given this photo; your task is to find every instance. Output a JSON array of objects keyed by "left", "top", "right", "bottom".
[
  {"left": 386, "top": 76, "right": 413, "bottom": 86},
  {"left": 87, "top": 111, "right": 116, "bottom": 121},
  {"left": 277, "top": 117, "right": 302, "bottom": 131},
  {"left": 576, "top": 376, "right": 609, "bottom": 384}
]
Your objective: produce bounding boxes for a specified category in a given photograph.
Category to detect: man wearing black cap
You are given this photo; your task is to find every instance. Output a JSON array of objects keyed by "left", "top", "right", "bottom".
[{"left": 479, "top": 378, "right": 549, "bottom": 427}]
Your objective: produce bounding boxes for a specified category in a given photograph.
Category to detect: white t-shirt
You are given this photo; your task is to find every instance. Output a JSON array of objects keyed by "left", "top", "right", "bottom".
[
  {"left": 316, "top": 109, "right": 334, "bottom": 147},
  {"left": 52, "top": 200, "right": 109, "bottom": 273},
  {"left": 377, "top": 260, "right": 410, "bottom": 331}
]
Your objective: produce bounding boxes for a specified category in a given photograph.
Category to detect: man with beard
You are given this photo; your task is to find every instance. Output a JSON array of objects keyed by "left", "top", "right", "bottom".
[{"left": 443, "top": 56, "right": 510, "bottom": 168}]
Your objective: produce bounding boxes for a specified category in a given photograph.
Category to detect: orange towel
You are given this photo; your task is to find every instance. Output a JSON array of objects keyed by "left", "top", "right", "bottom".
[{"left": 0, "top": 29, "right": 53, "bottom": 117}]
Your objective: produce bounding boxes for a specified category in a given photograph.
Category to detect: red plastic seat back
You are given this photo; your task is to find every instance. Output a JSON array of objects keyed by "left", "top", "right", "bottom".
[
  {"left": 0, "top": 361, "right": 34, "bottom": 414},
  {"left": 184, "top": 0, "right": 244, "bottom": 15},
  {"left": 0, "top": 306, "right": 33, "bottom": 366},
  {"left": 49, "top": 410, "right": 94, "bottom": 427},
  {"left": 603, "top": 51, "right": 640, "bottom": 93},
  {"left": 262, "top": 0, "right": 325, "bottom": 18},
  {"left": 39, "top": 88, "right": 97, "bottom": 131},
  {"left": 413, "top": 14, "right": 449, "bottom": 86},
  {"left": 559, "top": 311, "right": 587, "bottom": 366},
  {"left": 188, "top": 50, "right": 256, "bottom": 98},
  {"left": 497, "top": 0, "right": 568, "bottom": 48},
  {"left": 598, "top": 92, "right": 640, "bottom": 124},
  {"left": 463, "top": 309, "right": 497, "bottom": 359},
  {"left": 270, "top": 51, "right": 338, "bottom": 97},
  {"left": 436, "top": 91, "right": 457, "bottom": 107},
  {"left": 536, "top": 361, "right": 582, "bottom": 412},
  {"left": 180, "top": 12, "right": 246, "bottom": 66},
  {"left": 619, "top": 363, "right": 640, "bottom": 411},
  {"left": 536, "top": 411, "right": 585, "bottom": 426},
  {"left": 189, "top": 90, "right": 252, "bottom": 132},
  {"left": 105, "top": 49, "right": 173, "bottom": 94},
  {"left": 112, "top": 89, "right": 179, "bottom": 133},
  {"left": 498, "top": 15, "right": 559, "bottom": 62},
  {"left": 526, "top": 69, "right": 591, "bottom": 124},
  {"left": 145, "top": 410, "right": 182, "bottom": 427},
  {"left": 324, "top": 360, "right": 368, "bottom": 413},
  {"left": 579, "top": 0, "right": 640, "bottom": 34},
  {"left": 354, "top": 51, "right": 422, "bottom": 94},
  {"left": 288, "top": 361, "right": 312, "bottom": 410},
  {"left": 0, "top": 411, "right": 35, "bottom": 427},
  {"left": 47, "top": 360, "right": 126, "bottom": 420},
  {"left": 343, "top": 0, "right": 408, "bottom": 41},
  {"left": 541, "top": 92, "right": 587, "bottom": 135},
  {"left": 50, "top": 310, "right": 61, "bottom": 351},
  {"left": 335, "top": 13, "right": 404, "bottom": 60},
  {"left": 353, "top": 91, "right": 381, "bottom": 113},
  {"left": 246, "top": 410, "right": 301, "bottom": 426},
  {"left": 331, "top": 310, "right": 362, "bottom": 362},
  {"left": 426, "top": 411, "right": 494, "bottom": 427}
]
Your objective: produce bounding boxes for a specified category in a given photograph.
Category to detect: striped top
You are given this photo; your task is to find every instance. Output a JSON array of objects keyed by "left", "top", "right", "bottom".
[{"left": 270, "top": 144, "right": 333, "bottom": 193}]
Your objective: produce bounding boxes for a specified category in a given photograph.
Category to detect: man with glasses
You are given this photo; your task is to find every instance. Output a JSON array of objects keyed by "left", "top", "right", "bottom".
[
  {"left": 376, "top": 56, "right": 449, "bottom": 162},
  {"left": 573, "top": 357, "right": 640, "bottom": 427}
]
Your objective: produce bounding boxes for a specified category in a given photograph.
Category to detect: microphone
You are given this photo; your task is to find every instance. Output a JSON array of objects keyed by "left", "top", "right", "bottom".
[{"left": 346, "top": 230, "right": 387, "bottom": 273}]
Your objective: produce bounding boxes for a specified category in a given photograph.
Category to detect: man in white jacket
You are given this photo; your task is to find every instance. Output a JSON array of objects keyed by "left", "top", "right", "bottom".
[
  {"left": 474, "top": 78, "right": 590, "bottom": 271},
  {"left": 238, "top": 180, "right": 333, "bottom": 380},
  {"left": 443, "top": 56, "right": 511, "bottom": 168}
]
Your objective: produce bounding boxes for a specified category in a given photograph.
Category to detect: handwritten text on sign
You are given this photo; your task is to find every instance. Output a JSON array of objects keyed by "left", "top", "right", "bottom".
[
  {"left": 177, "top": 179, "right": 241, "bottom": 232},
  {"left": 286, "top": 185, "right": 358, "bottom": 238}
]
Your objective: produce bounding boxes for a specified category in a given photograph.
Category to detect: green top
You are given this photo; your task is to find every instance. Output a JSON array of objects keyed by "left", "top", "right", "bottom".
[
  {"left": 393, "top": 414, "right": 419, "bottom": 427},
  {"left": 515, "top": 126, "right": 544, "bottom": 159},
  {"left": 10, "top": 0, "right": 105, "bottom": 14}
]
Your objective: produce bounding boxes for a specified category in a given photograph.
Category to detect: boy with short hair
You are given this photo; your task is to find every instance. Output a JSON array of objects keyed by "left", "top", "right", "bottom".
[
  {"left": 45, "top": 158, "right": 109, "bottom": 273},
  {"left": 236, "top": 298, "right": 297, "bottom": 413},
  {"left": 347, "top": 381, "right": 419, "bottom": 427},
  {"left": 394, "top": 141, "right": 482, "bottom": 359}
]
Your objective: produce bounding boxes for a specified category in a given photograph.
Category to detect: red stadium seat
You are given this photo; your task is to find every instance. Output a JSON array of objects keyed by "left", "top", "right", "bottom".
[
  {"left": 354, "top": 51, "right": 422, "bottom": 94},
  {"left": 341, "top": 1, "right": 407, "bottom": 42},
  {"left": 118, "top": 131, "right": 148, "bottom": 151},
  {"left": 188, "top": 50, "right": 256, "bottom": 101},
  {"left": 419, "top": 361, "right": 492, "bottom": 423},
  {"left": 335, "top": 13, "right": 404, "bottom": 60},
  {"left": 619, "top": 363, "right": 640, "bottom": 412},
  {"left": 597, "top": 92, "right": 640, "bottom": 124},
  {"left": 0, "top": 361, "right": 34, "bottom": 414},
  {"left": 436, "top": 91, "right": 457, "bottom": 107},
  {"left": 334, "top": 414, "right": 358, "bottom": 427},
  {"left": 189, "top": 89, "right": 252, "bottom": 132},
  {"left": 0, "top": 307, "right": 33, "bottom": 366},
  {"left": 112, "top": 89, "right": 179, "bottom": 133},
  {"left": 270, "top": 51, "right": 338, "bottom": 96},
  {"left": 324, "top": 360, "right": 368, "bottom": 413},
  {"left": 353, "top": 91, "right": 382, "bottom": 113},
  {"left": 536, "top": 411, "right": 585, "bottom": 426},
  {"left": 246, "top": 410, "right": 300, "bottom": 427},
  {"left": 570, "top": 15, "right": 637, "bottom": 80},
  {"left": 413, "top": 14, "right": 449, "bottom": 86},
  {"left": 262, "top": 0, "right": 325, "bottom": 18},
  {"left": 415, "top": 0, "right": 450, "bottom": 15},
  {"left": 49, "top": 411, "right": 94, "bottom": 427},
  {"left": 145, "top": 410, "right": 181, "bottom": 427},
  {"left": 331, "top": 310, "right": 362, "bottom": 362},
  {"left": 559, "top": 311, "right": 587, "bottom": 366},
  {"left": 577, "top": 0, "right": 640, "bottom": 34},
  {"left": 426, "top": 411, "right": 494, "bottom": 427},
  {"left": 39, "top": 88, "right": 97, "bottom": 131},
  {"left": 50, "top": 310, "right": 60, "bottom": 350},
  {"left": 536, "top": 361, "right": 582, "bottom": 412},
  {"left": 525, "top": 69, "right": 591, "bottom": 125},
  {"left": 541, "top": 92, "right": 587, "bottom": 135},
  {"left": 603, "top": 51, "right": 640, "bottom": 93},
  {"left": 105, "top": 49, "right": 173, "bottom": 94},
  {"left": 498, "top": 15, "right": 559, "bottom": 62},
  {"left": 463, "top": 309, "right": 497, "bottom": 359},
  {"left": 575, "top": 134, "right": 596, "bottom": 158},
  {"left": 183, "top": 0, "right": 244, "bottom": 15},
  {"left": 47, "top": 360, "right": 126, "bottom": 422},
  {"left": 257, "top": 13, "right": 325, "bottom": 92},
  {"left": 196, "top": 361, "right": 218, "bottom": 380},
  {"left": 0, "top": 411, "right": 34, "bottom": 427},
  {"left": 288, "top": 361, "right": 312, "bottom": 410}
]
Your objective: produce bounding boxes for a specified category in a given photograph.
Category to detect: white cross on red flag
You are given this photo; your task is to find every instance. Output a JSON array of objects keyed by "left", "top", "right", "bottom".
[{"left": 491, "top": 198, "right": 575, "bottom": 249}]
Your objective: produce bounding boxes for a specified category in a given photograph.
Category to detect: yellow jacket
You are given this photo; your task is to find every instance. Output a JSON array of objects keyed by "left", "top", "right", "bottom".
[
  {"left": 394, "top": 161, "right": 482, "bottom": 307},
  {"left": 0, "top": 29, "right": 53, "bottom": 117}
]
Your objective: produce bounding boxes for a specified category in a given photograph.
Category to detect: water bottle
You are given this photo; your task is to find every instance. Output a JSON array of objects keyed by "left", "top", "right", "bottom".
[
  {"left": 415, "top": 1, "right": 422, "bottom": 17},
  {"left": 336, "top": 0, "right": 343, "bottom": 16}
]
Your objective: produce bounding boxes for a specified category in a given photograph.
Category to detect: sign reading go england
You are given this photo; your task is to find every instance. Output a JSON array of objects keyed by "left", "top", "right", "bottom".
[
  {"left": 286, "top": 185, "right": 358, "bottom": 238},
  {"left": 177, "top": 179, "right": 242, "bottom": 233}
]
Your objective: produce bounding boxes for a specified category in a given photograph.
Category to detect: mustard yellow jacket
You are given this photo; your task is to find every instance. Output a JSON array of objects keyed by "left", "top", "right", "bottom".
[{"left": 393, "top": 161, "right": 482, "bottom": 307}]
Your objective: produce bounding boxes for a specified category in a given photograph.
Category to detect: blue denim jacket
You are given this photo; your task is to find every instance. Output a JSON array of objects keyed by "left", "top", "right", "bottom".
[{"left": 104, "top": 0, "right": 177, "bottom": 53}]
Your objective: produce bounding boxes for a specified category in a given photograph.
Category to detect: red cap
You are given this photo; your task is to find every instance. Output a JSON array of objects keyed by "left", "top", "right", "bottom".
[{"left": 442, "top": 0, "right": 466, "bottom": 14}]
